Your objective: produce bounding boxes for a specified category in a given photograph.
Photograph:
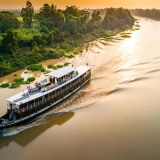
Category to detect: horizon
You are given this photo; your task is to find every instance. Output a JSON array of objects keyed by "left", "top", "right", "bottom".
[
  {"left": 0, "top": 0, "right": 160, "bottom": 10},
  {"left": 0, "top": 7, "right": 159, "bottom": 11}
]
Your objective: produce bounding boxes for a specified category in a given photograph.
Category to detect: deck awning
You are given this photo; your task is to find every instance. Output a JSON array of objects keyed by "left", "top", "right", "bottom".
[{"left": 45, "top": 66, "right": 76, "bottom": 78}]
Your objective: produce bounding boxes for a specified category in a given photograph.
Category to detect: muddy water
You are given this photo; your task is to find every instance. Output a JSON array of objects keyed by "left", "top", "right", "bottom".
[{"left": 1, "top": 17, "right": 160, "bottom": 160}]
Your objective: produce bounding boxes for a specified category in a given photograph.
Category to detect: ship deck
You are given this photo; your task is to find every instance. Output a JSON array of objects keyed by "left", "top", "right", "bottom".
[{"left": 6, "top": 65, "right": 91, "bottom": 106}]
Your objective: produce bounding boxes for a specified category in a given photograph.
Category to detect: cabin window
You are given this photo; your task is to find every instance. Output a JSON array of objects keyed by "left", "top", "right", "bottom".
[
  {"left": 57, "top": 78, "right": 60, "bottom": 84},
  {"left": 57, "top": 89, "right": 60, "bottom": 95},
  {"left": 28, "top": 100, "right": 34, "bottom": 109},
  {"left": 49, "top": 76, "right": 53, "bottom": 83},
  {"left": 8, "top": 102, "right": 13, "bottom": 110},
  {"left": 35, "top": 97, "right": 42, "bottom": 107},
  {"left": 53, "top": 77, "right": 55, "bottom": 84},
  {"left": 19, "top": 103, "right": 27, "bottom": 113},
  {"left": 49, "top": 92, "right": 53, "bottom": 97},
  {"left": 19, "top": 103, "right": 27, "bottom": 108}
]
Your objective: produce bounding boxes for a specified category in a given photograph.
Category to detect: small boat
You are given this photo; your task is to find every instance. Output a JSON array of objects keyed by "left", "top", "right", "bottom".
[{"left": 0, "top": 65, "right": 91, "bottom": 129}]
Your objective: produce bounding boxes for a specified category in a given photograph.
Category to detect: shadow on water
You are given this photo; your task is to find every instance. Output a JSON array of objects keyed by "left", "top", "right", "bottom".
[
  {"left": 115, "top": 67, "right": 136, "bottom": 73},
  {"left": 121, "top": 77, "right": 151, "bottom": 84},
  {"left": 132, "top": 61, "right": 150, "bottom": 66},
  {"left": 107, "top": 77, "right": 151, "bottom": 95},
  {"left": 0, "top": 112, "right": 74, "bottom": 148},
  {"left": 107, "top": 88, "right": 127, "bottom": 95},
  {"left": 146, "top": 69, "right": 160, "bottom": 74}
]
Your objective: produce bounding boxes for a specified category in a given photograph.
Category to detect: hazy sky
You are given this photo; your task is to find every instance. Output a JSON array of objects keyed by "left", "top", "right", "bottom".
[{"left": 0, "top": 0, "right": 160, "bottom": 9}]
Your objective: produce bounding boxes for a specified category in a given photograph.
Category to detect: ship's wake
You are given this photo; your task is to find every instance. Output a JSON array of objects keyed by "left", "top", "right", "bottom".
[{"left": 1, "top": 38, "right": 160, "bottom": 137}]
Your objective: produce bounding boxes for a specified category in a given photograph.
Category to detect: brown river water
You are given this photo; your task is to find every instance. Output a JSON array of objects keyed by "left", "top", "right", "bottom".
[{"left": 0, "top": 17, "right": 160, "bottom": 160}]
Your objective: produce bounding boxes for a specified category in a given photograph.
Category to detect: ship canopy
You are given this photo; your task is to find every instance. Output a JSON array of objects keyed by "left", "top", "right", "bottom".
[{"left": 45, "top": 66, "right": 76, "bottom": 78}]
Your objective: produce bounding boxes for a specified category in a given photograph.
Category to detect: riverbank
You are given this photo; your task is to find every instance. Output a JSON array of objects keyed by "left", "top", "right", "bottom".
[
  {"left": 0, "top": 7, "right": 135, "bottom": 77},
  {"left": 0, "top": 27, "right": 130, "bottom": 77},
  {"left": 0, "top": 25, "right": 137, "bottom": 88}
]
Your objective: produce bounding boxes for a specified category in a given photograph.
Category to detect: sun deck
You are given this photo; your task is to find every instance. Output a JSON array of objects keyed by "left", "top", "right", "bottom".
[{"left": 6, "top": 65, "right": 91, "bottom": 107}]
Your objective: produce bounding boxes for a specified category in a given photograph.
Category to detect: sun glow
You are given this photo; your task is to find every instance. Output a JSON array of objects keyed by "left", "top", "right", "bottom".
[{"left": 1, "top": 0, "right": 160, "bottom": 9}]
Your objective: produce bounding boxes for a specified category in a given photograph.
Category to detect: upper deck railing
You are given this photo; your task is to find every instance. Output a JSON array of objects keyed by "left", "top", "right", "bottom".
[{"left": 13, "top": 71, "right": 78, "bottom": 103}]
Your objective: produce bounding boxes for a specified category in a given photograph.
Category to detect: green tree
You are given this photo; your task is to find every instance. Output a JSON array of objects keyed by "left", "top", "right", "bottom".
[
  {"left": 91, "top": 10, "right": 101, "bottom": 21},
  {"left": 21, "top": 1, "right": 34, "bottom": 28},
  {"left": 64, "top": 6, "right": 80, "bottom": 17},
  {"left": 0, "top": 61, "right": 13, "bottom": 76},
  {"left": 32, "top": 45, "right": 40, "bottom": 54},
  {"left": 65, "top": 16, "right": 78, "bottom": 34},
  {"left": 35, "top": 4, "right": 65, "bottom": 29},
  {"left": 52, "top": 28, "right": 64, "bottom": 42},
  {"left": 1, "top": 29, "right": 19, "bottom": 54},
  {"left": 86, "top": 20, "right": 94, "bottom": 32},
  {"left": 0, "top": 11, "right": 20, "bottom": 33},
  {"left": 130, "top": 8, "right": 160, "bottom": 20},
  {"left": 102, "top": 8, "right": 134, "bottom": 30}
]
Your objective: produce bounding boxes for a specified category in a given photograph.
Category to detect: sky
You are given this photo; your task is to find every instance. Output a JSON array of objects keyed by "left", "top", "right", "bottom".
[{"left": 0, "top": 0, "right": 160, "bottom": 9}]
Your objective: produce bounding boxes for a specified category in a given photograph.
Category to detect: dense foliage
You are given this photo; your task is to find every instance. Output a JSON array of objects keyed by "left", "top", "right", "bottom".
[
  {"left": 130, "top": 9, "right": 160, "bottom": 20},
  {"left": 0, "top": 2, "right": 135, "bottom": 77},
  {"left": 21, "top": 1, "right": 34, "bottom": 28},
  {"left": 102, "top": 8, "right": 134, "bottom": 30},
  {"left": 0, "top": 11, "right": 20, "bottom": 33}
]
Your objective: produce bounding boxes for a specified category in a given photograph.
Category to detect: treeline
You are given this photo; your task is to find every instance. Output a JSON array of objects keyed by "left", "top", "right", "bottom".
[
  {"left": 0, "top": 1, "right": 135, "bottom": 77},
  {"left": 130, "top": 9, "right": 160, "bottom": 20}
]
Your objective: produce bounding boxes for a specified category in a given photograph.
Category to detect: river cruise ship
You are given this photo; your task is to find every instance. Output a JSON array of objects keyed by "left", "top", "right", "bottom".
[{"left": 0, "top": 65, "right": 91, "bottom": 129}]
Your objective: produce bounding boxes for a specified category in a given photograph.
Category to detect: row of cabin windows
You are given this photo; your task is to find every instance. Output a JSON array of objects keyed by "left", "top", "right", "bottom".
[
  {"left": 56, "top": 71, "right": 76, "bottom": 84},
  {"left": 19, "top": 74, "right": 89, "bottom": 113}
]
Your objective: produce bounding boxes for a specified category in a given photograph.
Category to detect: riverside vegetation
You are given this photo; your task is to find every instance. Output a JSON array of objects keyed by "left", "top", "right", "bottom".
[
  {"left": 0, "top": 62, "right": 71, "bottom": 89},
  {"left": 0, "top": 1, "right": 135, "bottom": 79},
  {"left": 130, "top": 9, "right": 160, "bottom": 20},
  {"left": 0, "top": 77, "right": 35, "bottom": 89}
]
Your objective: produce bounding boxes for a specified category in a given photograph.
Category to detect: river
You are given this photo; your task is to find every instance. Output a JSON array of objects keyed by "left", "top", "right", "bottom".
[{"left": 0, "top": 17, "right": 160, "bottom": 160}]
